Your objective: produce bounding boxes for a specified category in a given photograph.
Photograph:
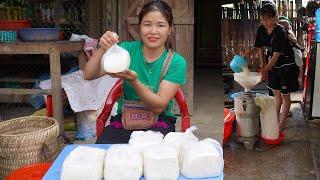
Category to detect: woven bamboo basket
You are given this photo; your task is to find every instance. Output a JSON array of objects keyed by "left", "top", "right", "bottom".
[{"left": 0, "top": 116, "right": 59, "bottom": 178}]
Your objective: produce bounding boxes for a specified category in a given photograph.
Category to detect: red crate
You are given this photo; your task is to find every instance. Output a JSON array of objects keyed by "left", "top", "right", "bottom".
[{"left": 0, "top": 20, "right": 31, "bottom": 31}]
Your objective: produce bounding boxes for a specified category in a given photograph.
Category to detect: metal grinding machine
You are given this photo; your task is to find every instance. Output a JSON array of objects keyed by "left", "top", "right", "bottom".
[{"left": 233, "top": 72, "right": 261, "bottom": 150}]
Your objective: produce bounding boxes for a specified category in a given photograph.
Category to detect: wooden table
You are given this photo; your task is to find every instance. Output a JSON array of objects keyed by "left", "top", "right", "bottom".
[{"left": 0, "top": 41, "right": 86, "bottom": 135}]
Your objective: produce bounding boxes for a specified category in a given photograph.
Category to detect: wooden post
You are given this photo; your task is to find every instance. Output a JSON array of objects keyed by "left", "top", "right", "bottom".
[
  {"left": 49, "top": 48, "right": 63, "bottom": 135},
  {"left": 78, "top": 51, "right": 87, "bottom": 70}
]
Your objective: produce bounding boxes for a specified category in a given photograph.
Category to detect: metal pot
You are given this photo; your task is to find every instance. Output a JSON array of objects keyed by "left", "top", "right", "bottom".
[{"left": 234, "top": 92, "right": 260, "bottom": 138}]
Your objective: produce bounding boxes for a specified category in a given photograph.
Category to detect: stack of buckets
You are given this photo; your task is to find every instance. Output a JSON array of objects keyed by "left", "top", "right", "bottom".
[{"left": 316, "top": 8, "right": 320, "bottom": 42}]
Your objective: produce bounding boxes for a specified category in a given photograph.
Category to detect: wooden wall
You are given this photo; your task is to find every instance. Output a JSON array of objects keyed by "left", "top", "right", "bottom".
[
  {"left": 221, "top": 19, "right": 261, "bottom": 69},
  {"left": 221, "top": 18, "right": 306, "bottom": 69}
]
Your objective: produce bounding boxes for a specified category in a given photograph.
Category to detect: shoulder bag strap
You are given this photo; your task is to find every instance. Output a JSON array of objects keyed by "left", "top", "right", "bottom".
[{"left": 159, "top": 49, "right": 174, "bottom": 83}]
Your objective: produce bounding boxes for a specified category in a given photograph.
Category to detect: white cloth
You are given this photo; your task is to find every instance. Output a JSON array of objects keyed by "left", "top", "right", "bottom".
[
  {"left": 254, "top": 94, "right": 279, "bottom": 140},
  {"left": 293, "top": 47, "right": 303, "bottom": 67},
  {"left": 39, "top": 70, "right": 118, "bottom": 112},
  {"left": 69, "top": 33, "right": 98, "bottom": 60}
]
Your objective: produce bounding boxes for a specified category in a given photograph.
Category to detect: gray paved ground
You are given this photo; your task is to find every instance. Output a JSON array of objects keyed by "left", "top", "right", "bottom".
[
  {"left": 223, "top": 90, "right": 319, "bottom": 179},
  {"left": 189, "top": 68, "right": 224, "bottom": 143}
]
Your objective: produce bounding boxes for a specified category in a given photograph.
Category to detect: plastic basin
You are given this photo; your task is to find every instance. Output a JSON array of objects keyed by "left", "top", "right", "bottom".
[
  {"left": 224, "top": 108, "right": 236, "bottom": 145},
  {"left": 6, "top": 163, "right": 52, "bottom": 180},
  {"left": 19, "top": 28, "right": 60, "bottom": 41},
  {"left": 261, "top": 131, "right": 285, "bottom": 145}
]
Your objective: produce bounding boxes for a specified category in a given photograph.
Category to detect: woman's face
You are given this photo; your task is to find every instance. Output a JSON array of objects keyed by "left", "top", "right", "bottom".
[
  {"left": 140, "top": 11, "right": 171, "bottom": 50},
  {"left": 261, "top": 15, "right": 277, "bottom": 29}
]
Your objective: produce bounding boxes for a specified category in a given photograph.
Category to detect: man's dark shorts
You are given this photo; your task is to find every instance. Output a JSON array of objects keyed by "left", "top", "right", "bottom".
[{"left": 267, "top": 64, "right": 299, "bottom": 94}]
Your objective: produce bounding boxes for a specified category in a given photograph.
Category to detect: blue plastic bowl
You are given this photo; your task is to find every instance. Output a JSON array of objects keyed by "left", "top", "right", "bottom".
[
  {"left": 230, "top": 55, "right": 247, "bottom": 73},
  {"left": 19, "top": 28, "right": 59, "bottom": 42}
]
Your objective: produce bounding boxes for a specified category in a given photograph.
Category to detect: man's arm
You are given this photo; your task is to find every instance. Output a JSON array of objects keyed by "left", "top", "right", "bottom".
[
  {"left": 258, "top": 47, "right": 266, "bottom": 68},
  {"left": 265, "top": 52, "right": 280, "bottom": 71}
]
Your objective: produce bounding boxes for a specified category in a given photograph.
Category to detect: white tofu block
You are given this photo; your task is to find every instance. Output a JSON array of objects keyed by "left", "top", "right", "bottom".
[
  {"left": 130, "top": 130, "right": 164, "bottom": 140},
  {"left": 143, "top": 144, "right": 179, "bottom": 180},
  {"left": 163, "top": 131, "right": 199, "bottom": 151},
  {"left": 60, "top": 146, "right": 106, "bottom": 180},
  {"left": 163, "top": 127, "right": 199, "bottom": 173},
  {"left": 129, "top": 130, "right": 164, "bottom": 153},
  {"left": 180, "top": 138, "right": 224, "bottom": 178},
  {"left": 104, "top": 144, "right": 143, "bottom": 180}
]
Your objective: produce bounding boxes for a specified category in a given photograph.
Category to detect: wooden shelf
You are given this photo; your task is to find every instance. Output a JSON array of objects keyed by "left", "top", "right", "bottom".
[{"left": 0, "top": 77, "right": 36, "bottom": 83}]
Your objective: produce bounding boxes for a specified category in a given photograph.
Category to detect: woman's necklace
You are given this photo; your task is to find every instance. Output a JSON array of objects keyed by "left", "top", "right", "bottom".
[{"left": 142, "top": 48, "right": 165, "bottom": 74}]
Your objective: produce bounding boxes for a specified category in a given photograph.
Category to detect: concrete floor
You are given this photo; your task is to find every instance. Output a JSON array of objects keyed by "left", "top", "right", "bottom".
[
  {"left": 186, "top": 68, "right": 224, "bottom": 143},
  {"left": 224, "top": 103, "right": 318, "bottom": 179},
  {"left": 222, "top": 92, "right": 319, "bottom": 179}
]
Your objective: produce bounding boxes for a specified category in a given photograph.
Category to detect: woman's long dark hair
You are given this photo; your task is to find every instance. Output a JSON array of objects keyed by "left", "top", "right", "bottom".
[{"left": 138, "top": 0, "right": 174, "bottom": 50}]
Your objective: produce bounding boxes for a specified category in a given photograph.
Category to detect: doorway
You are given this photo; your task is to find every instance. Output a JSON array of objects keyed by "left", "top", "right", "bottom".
[
  {"left": 195, "top": 0, "right": 221, "bottom": 68},
  {"left": 193, "top": 1, "right": 224, "bottom": 142}
]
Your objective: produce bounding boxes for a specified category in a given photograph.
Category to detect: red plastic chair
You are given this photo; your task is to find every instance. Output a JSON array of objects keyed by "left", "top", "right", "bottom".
[
  {"left": 6, "top": 163, "right": 52, "bottom": 180},
  {"left": 96, "top": 79, "right": 191, "bottom": 138}
]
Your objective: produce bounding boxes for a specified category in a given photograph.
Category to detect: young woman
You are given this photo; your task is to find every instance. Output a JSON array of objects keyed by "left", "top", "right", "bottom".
[
  {"left": 84, "top": 0, "right": 187, "bottom": 143},
  {"left": 244, "top": 3, "right": 299, "bottom": 130}
]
